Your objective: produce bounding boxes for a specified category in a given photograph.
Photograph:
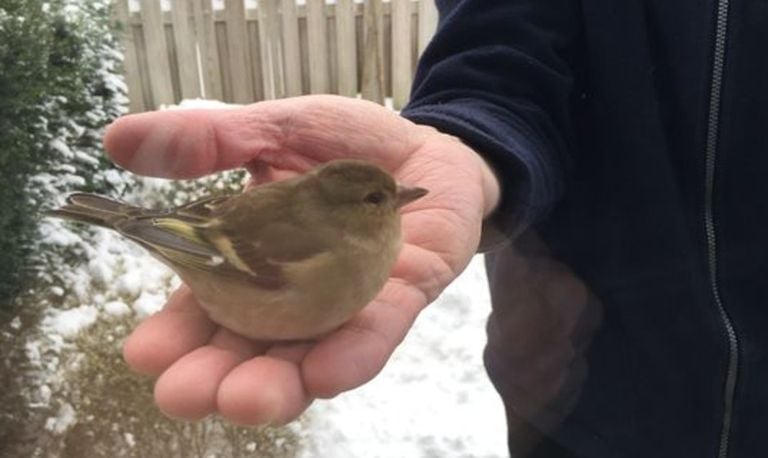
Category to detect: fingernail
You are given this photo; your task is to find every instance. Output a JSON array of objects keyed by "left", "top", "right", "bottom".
[{"left": 132, "top": 123, "right": 177, "bottom": 177}]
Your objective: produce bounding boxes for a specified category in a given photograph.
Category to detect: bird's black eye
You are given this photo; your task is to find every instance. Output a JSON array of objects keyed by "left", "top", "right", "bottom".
[{"left": 364, "top": 191, "right": 385, "bottom": 205}]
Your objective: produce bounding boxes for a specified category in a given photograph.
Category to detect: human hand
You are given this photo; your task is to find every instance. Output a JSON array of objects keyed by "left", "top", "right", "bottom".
[{"left": 105, "top": 95, "right": 500, "bottom": 425}]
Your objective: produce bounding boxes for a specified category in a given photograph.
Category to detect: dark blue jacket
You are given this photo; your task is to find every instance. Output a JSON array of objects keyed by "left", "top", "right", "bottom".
[{"left": 402, "top": 1, "right": 768, "bottom": 457}]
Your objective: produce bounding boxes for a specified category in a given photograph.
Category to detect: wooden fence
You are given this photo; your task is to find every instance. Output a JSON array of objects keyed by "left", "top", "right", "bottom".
[{"left": 113, "top": 0, "right": 438, "bottom": 112}]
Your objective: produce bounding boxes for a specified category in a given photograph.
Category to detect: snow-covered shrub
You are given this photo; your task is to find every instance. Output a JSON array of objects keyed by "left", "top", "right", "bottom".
[{"left": 0, "top": 0, "right": 130, "bottom": 311}]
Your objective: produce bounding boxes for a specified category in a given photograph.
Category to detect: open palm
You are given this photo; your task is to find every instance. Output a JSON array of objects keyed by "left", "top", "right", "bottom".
[{"left": 105, "top": 95, "right": 499, "bottom": 424}]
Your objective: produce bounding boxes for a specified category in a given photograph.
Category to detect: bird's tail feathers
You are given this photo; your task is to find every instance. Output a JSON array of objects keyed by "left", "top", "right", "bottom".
[{"left": 44, "top": 193, "right": 139, "bottom": 229}]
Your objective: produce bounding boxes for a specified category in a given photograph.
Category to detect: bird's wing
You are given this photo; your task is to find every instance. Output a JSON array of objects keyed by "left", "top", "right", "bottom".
[
  {"left": 201, "top": 222, "right": 333, "bottom": 290},
  {"left": 116, "top": 215, "right": 290, "bottom": 289},
  {"left": 114, "top": 216, "right": 230, "bottom": 270},
  {"left": 200, "top": 184, "right": 335, "bottom": 286},
  {"left": 174, "top": 194, "right": 234, "bottom": 220},
  {"left": 115, "top": 184, "right": 333, "bottom": 290}
]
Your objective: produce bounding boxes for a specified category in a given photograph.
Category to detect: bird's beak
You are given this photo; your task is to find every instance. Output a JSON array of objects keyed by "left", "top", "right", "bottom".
[{"left": 396, "top": 185, "right": 428, "bottom": 208}]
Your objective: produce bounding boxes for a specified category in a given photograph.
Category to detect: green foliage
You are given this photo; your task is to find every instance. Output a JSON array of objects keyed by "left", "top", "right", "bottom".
[{"left": 0, "top": 0, "right": 128, "bottom": 312}]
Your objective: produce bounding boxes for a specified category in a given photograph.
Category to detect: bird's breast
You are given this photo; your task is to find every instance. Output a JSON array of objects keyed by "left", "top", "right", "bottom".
[{"left": 175, "top": 226, "right": 402, "bottom": 340}]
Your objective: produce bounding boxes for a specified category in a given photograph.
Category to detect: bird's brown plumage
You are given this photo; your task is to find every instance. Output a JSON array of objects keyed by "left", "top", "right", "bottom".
[{"left": 45, "top": 159, "right": 427, "bottom": 339}]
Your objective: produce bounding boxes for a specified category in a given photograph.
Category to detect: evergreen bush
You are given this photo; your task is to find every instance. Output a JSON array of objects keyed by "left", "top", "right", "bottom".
[{"left": 0, "top": 0, "right": 128, "bottom": 313}]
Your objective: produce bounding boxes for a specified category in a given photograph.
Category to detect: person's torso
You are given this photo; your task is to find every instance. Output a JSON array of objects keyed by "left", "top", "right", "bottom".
[{"left": 485, "top": 1, "right": 768, "bottom": 457}]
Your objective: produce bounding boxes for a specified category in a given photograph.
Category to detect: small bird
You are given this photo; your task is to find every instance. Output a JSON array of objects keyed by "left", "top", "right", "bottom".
[{"left": 46, "top": 159, "right": 427, "bottom": 340}]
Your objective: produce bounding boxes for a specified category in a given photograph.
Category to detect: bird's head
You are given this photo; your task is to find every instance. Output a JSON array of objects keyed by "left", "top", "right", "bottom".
[{"left": 311, "top": 159, "right": 428, "bottom": 227}]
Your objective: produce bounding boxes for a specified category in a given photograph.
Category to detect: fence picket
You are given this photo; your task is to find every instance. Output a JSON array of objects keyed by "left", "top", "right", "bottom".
[
  {"left": 391, "top": 0, "right": 411, "bottom": 109},
  {"left": 224, "top": 0, "right": 254, "bottom": 103},
  {"left": 170, "top": 0, "right": 201, "bottom": 99},
  {"left": 119, "top": 0, "right": 438, "bottom": 112},
  {"left": 192, "top": 0, "right": 223, "bottom": 100},
  {"left": 257, "top": 0, "right": 283, "bottom": 99},
  {"left": 335, "top": 0, "right": 357, "bottom": 97},
  {"left": 281, "top": 0, "right": 303, "bottom": 96},
  {"left": 361, "top": 0, "right": 384, "bottom": 103},
  {"left": 139, "top": 0, "right": 174, "bottom": 106},
  {"left": 306, "top": 0, "right": 329, "bottom": 93},
  {"left": 247, "top": 19, "right": 265, "bottom": 101},
  {"left": 113, "top": 0, "right": 145, "bottom": 112},
  {"left": 418, "top": 0, "right": 437, "bottom": 54}
]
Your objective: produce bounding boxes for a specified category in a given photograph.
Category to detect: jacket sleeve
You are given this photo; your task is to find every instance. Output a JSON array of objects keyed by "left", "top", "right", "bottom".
[{"left": 401, "top": 0, "right": 581, "bottom": 249}]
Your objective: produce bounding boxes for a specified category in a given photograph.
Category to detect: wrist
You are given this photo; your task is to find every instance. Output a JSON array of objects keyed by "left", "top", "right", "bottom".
[
  {"left": 475, "top": 151, "right": 501, "bottom": 219},
  {"left": 438, "top": 131, "right": 509, "bottom": 251},
  {"left": 413, "top": 123, "right": 501, "bottom": 218},
  {"left": 430, "top": 130, "right": 509, "bottom": 251}
]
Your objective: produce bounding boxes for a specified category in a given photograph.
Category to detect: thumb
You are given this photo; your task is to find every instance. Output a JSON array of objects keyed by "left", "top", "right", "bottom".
[{"left": 103, "top": 95, "right": 418, "bottom": 179}]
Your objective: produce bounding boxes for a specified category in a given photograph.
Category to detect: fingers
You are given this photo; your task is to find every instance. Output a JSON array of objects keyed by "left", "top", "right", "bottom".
[
  {"left": 123, "top": 287, "right": 216, "bottom": 376},
  {"left": 103, "top": 95, "right": 418, "bottom": 179},
  {"left": 126, "top": 282, "right": 426, "bottom": 424},
  {"left": 153, "top": 280, "right": 426, "bottom": 424},
  {"left": 301, "top": 281, "right": 427, "bottom": 398},
  {"left": 244, "top": 161, "right": 302, "bottom": 187},
  {"left": 217, "top": 353, "right": 312, "bottom": 425},
  {"left": 104, "top": 107, "right": 283, "bottom": 178},
  {"left": 131, "top": 287, "right": 312, "bottom": 424},
  {"left": 153, "top": 327, "right": 265, "bottom": 420},
  {"left": 156, "top": 337, "right": 313, "bottom": 424}
]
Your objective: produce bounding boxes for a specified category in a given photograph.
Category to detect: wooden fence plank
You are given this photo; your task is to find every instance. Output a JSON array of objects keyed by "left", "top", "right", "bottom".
[
  {"left": 281, "top": 0, "right": 303, "bottom": 96},
  {"left": 391, "top": 0, "right": 411, "bottom": 109},
  {"left": 224, "top": 0, "right": 254, "bottom": 103},
  {"left": 133, "top": 25, "right": 155, "bottom": 109},
  {"left": 355, "top": 12, "right": 363, "bottom": 92},
  {"left": 113, "top": 0, "right": 145, "bottom": 112},
  {"left": 411, "top": 9, "right": 419, "bottom": 71},
  {"left": 327, "top": 7, "right": 338, "bottom": 94},
  {"left": 383, "top": 7, "right": 391, "bottom": 97},
  {"left": 215, "top": 21, "right": 233, "bottom": 101},
  {"left": 335, "top": 0, "right": 357, "bottom": 97},
  {"left": 139, "top": 0, "right": 175, "bottom": 106},
  {"left": 255, "top": 2, "right": 272, "bottom": 99},
  {"left": 361, "top": 0, "right": 384, "bottom": 103},
  {"left": 164, "top": 23, "right": 182, "bottom": 102},
  {"left": 299, "top": 16, "right": 311, "bottom": 93},
  {"left": 170, "top": 0, "right": 202, "bottom": 99},
  {"left": 192, "top": 0, "right": 223, "bottom": 100},
  {"left": 306, "top": 0, "right": 329, "bottom": 93},
  {"left": 247, "top": 20, "right": 265, "bottom": 101},
  {"left": 257, "top": 0, "right": 283, "bottom": 99},
  {"left": 418, "top": 0, "right": 438, "bottom": 54}
]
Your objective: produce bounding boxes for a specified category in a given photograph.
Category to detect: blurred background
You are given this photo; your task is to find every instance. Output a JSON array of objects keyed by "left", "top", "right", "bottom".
[{"left": 0, "top": 1, "right": 505, "bottom": 456}]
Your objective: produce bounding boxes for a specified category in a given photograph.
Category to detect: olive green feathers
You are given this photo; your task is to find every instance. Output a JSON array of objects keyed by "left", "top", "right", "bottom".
[{"left": 46, "top": 159, "right": 428, "bottom": 340}]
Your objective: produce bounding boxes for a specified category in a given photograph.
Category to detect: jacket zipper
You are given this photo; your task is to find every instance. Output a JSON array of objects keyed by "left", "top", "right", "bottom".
[{"left": 704, "top": 1, "right": 737, "bottom": 458}]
